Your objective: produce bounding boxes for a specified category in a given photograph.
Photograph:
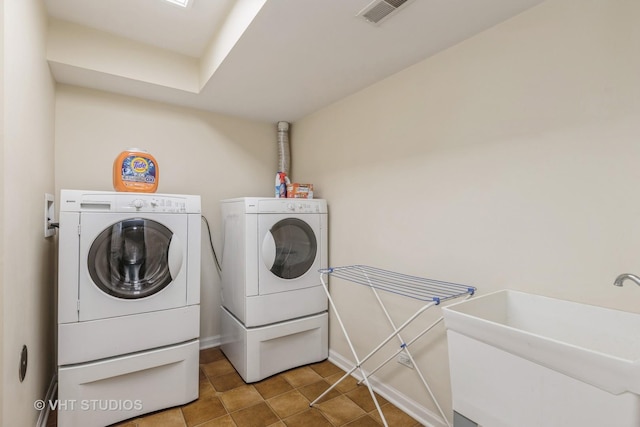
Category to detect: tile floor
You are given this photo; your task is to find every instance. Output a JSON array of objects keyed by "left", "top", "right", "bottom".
[{"left": 49, "top": 347, "right": 422, "bottom": 427}]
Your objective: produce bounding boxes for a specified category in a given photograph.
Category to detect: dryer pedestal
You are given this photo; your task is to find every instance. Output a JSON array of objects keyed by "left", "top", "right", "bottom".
[{"left": 221, "top": 307, "right": 328, "bottom": 383}]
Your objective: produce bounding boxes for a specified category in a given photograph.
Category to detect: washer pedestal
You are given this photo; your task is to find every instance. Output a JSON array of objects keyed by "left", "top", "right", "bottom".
[
  {"left": 58, "top": 340, "right": 198, "bottom": 427},
  {"left": 221, "top": 307, "right": 328, "bottom": 383}
]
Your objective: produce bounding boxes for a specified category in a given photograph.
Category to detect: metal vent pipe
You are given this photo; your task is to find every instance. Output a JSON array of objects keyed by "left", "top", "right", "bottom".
[{"left": 277, "top": 121, "right": 290, "bottom": 176}]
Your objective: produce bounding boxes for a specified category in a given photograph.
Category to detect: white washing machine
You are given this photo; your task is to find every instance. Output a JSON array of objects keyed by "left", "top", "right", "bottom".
[
  {"left": 57, "top": 189, "right": 201, "bottom": 427},
  {"left": 220, "top": 197, "right": 328, "bottom": 382}
]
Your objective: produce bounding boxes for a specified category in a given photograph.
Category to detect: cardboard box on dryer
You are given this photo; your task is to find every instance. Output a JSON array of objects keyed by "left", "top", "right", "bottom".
[{"left": 286, "top": 183, "right": 314, "bottom": 199}]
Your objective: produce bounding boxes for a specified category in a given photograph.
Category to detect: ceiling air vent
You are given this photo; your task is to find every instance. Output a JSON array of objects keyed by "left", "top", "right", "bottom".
[{"left": 357, "top": 0, "right": 411, "bottom": 25}]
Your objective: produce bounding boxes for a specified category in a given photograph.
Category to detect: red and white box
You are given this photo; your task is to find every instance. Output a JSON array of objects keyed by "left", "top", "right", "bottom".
[{"left": 286, "top": 183, "right": 314, "bottom": 199}]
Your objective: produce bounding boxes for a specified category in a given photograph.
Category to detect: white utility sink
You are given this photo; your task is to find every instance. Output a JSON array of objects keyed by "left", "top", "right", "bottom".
[{"left": 442, "top": 290, "right": 640, "bottom": 427}]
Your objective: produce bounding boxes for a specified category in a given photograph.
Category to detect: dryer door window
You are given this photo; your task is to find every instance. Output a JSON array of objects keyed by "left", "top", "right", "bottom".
[
  {"left": 88, "top": 218, "right": 176, "bottom": 299},
  {"left": 263, "top": 218, "right": 317, "bottom": 280}
]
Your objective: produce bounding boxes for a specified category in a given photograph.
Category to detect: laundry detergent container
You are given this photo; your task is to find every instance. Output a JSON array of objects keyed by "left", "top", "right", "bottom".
[{"left": 113, "top": 149, "right": 159, "bottom": 192}]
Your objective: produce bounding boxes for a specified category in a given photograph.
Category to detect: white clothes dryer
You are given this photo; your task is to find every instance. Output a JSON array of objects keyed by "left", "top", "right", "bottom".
[
  {"left": 57, "top": 189, "right": 201, "bottom": 427},
  {"left": 220, "top": 197, "right": 328, "bottom": 327},
  {"left": 220, "top": 197, "right": 328, "bottom": 382}
]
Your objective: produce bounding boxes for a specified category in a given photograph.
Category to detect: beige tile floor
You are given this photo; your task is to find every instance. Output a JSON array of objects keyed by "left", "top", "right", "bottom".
[{"left": 49, "top": 347, "right": 421, "bottom": 427}]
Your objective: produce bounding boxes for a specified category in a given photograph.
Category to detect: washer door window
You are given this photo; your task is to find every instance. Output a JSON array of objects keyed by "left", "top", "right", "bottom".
[
  {"left": 88, "top": 218, "right": 181, "bottom": 299},
  {"left": 263, "top": 218, "right": 317, "bottom": 280}
]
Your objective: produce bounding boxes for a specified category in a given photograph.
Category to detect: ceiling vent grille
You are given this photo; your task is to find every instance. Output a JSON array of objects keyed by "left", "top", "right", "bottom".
[{"left": 358, "top": 0, "right": 410, "bottom": 25}]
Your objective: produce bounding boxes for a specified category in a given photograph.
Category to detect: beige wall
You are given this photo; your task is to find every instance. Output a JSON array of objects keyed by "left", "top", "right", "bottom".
[
  {"left": 54, "top": 86, "right": 275, "bottom": 344},
  {"left": 292, "top": 0, "right": 640, "bottom": 423},
  {"left": 0, "top": 0, "right": 5, "bottom": 414},
  {"left": 2, "top": 0, "right": 57, "bottom": 425}
]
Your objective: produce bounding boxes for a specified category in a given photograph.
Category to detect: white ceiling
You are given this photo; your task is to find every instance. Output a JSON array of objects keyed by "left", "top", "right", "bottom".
[
  {"left": 44, "top": 0, "right": 545, "bottom": 123},
  {"left": 44, "top": 0, "right": 236, "bottom": 57}
]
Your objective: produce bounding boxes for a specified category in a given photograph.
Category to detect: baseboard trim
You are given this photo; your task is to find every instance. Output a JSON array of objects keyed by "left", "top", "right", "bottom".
[
  {"left": 328, "top": 350, "right": 448, "bottom": 427},
  {"left": 199, "top": 334, "right": 222, "bottom": 350},
  {"left": 36, "top": 373, "right": 58, "bottom": 427}
]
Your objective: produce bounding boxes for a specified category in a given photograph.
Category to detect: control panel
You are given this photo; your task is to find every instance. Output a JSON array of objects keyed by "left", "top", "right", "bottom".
[
  {"left": 255, "top": 198, "right": 326, "bottom": 214},
  {"left": 284, "top": 201, "right": 321, "bottom": 213},
  {"left": 60, "top": 190, "right": 200, "bottom": 214},
  {"left": 122, "top": 196, "right": 187, "bottom": 213}
]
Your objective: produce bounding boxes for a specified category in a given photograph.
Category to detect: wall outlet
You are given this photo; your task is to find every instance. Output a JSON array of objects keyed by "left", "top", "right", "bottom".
[
  {"left": 397, "top": 352, "right": 414, "bottom": 369},
  {"left": 44, "top": 193, "right": 55, "bottom": 238}
]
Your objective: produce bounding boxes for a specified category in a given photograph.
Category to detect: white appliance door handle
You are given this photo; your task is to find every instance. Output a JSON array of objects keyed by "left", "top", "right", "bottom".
[
  {"left": 262, "top": 231, "right": 276, "bottom": 270},
  {"left": 168, "top": 234, "right": 183, "bottom": 279}
]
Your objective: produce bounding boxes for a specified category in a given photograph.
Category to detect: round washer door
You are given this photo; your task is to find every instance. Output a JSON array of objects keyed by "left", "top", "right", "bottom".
[
  {"left": 88, "top": 218, "right": 182, "bottom": 299},
  {"left": 262, "top": 218, "right": 317, "bottom": 279}
]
